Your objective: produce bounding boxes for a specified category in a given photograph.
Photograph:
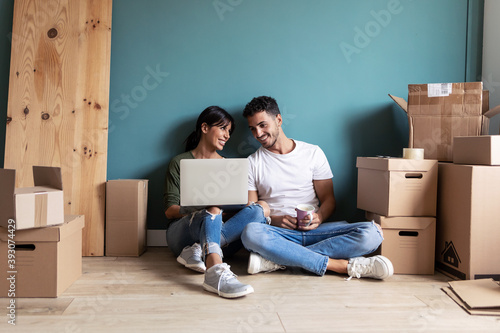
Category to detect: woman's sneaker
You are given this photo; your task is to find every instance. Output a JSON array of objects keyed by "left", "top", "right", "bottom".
[
  {"left": 247, "top": 252, "right": 285, "bottom": 274},
  {"left": 203, "top": 263, "right": 254, "bottom": 298},
  {"left": 177, "top": 243, "right": 206, "bottom": 273},
  {"left": 346, "top": 255, "right": 394, "bottom": 280}
]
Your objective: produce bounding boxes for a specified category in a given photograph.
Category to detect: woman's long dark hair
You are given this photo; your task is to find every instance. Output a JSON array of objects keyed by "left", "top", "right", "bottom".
[{"left": 184, "top": 106, "right": 235, "bottom": 152}]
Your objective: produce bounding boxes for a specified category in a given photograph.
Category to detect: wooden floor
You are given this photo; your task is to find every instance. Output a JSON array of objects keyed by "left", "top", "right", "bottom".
[{"left": 1, "top": 247, "right": 499, "bottom": 332}]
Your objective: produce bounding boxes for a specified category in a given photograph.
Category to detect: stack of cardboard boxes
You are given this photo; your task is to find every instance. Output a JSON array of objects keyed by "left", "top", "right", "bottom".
[
  {"left": 356, "top": 82, "right": 500, "bottom": 279},
  {"left": 357, "top": 157, "right": 438, "bottom": 274},
  {"left": 0, "top": 166, "right": 84, "bottom": 297}
]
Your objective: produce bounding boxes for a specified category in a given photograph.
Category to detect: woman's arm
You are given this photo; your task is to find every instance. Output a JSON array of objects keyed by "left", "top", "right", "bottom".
[{"left": 165, "top": 204, "right": 183, "bottom": 220}]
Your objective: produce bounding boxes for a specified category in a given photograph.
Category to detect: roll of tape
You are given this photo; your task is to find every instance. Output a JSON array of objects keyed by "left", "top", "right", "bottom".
[{"left": 403, "top": 148, "right": 424, "bottom": 160}]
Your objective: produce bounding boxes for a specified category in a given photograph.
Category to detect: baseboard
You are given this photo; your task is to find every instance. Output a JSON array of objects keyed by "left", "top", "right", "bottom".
[{"left": 147, "top": 229, "right": 167, "bottom": 246}]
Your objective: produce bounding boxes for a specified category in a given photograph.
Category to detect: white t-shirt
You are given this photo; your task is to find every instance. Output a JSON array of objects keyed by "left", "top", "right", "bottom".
[{"left": 248, "top": 140, "right": 333, "bottom": 216}]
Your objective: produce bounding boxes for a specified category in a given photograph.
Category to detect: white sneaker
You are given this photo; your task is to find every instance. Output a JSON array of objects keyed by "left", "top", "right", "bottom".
[
  {"left": 177, "top": 243, "right": 206, "bottom": 273},
  {"left": 247, "top": 252, "right": 285, "bottom": 275},
  {"left": 203, "top": 263, "right": 254, "bottom": 298},
  {"left": 346, "top": 255, "right": 394, "bottom": 280}
]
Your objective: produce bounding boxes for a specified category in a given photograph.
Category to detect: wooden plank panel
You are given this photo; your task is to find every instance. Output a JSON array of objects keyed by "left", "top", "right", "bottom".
[
  {"left": 73, "top": 0, "right": 112, "bottom": 256},
  {"left": 4, "top": 0, "right": 111, "bottom": 256}
]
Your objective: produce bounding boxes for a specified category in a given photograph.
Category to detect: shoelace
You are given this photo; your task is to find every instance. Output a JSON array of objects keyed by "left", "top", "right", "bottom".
[
  {"left": 217, "top": 264, "right": 237, "bottom": 296},
  {"left": 345, "top": 260, "right": 372, "bottom": 281}
]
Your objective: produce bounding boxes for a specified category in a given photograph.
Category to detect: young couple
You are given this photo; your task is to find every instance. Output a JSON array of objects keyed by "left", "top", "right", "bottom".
[{"left": 164, "top": 96, "right": 393, "bottom": 299}]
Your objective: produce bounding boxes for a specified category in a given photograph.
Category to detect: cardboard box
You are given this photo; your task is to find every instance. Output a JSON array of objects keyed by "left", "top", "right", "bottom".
[
  {"left": 367, "top": 212, "right": 435, "bottom": 275},
  {"left": 389, "top": 82, "right": 500, "bottom": 161},
  {"left": 356, "top": 157, "right": 438, "bottom": 216},
  {"left": 106, "top": 179, "right": 148, "bottom": 256},
  {"left": 453, "top": 135, "right": 500, "bottom": 165},
  {"left": 0, "top": 215, "right": 84, "bottom": 297},
  {"left": 436, "top": 163, "right": 500, "bottom": 280},
  {"left": 0, "top": 166, "right": 64, "bottom": 230}
]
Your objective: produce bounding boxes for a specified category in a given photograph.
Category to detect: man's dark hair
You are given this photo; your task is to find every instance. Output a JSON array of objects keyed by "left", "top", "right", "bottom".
[{"left": 242, "top": 96, "right": 280, "bottom": 118}]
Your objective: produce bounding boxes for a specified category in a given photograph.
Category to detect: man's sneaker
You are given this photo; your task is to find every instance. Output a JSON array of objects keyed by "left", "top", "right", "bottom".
[
  {"left": 203, "top": 263, "right": 254, "bottom": 298},
  {"left": 247, "top": 252, "right": 285, "bottom": 275},
  {"left": 346, "top": 255, "right": 394, "bottom": 280},
  {"left": 177, "top": 243, "right": 206, "bottom": 273}
]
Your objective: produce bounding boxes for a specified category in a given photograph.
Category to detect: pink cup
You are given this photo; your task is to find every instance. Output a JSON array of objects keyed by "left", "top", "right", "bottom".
[{"left": 295, "top": 204, "right": 314, "bottom": 227}]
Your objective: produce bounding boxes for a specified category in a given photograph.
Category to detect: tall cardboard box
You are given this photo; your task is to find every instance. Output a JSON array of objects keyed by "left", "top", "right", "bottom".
[
  {"left": 436, "top": 163, "right": 500, "bottom": 280},
  {"left": 453, "top": 135, "right": 500, "bottom": 165},
  {"left": 106, "top": 179, "right": 148, "bottom": 256},
  {"left": 389, "top": 82, "right": 500, "bottom": 161},
  {"left": 0, "top": 215, "right": 84, "bottom": 297},
  {"left": 367, "top": 212, "right": 435, "bottom": 275},
  {"left": 357, "top": 157, "right": 438, "bottom": 216},
  {"left": 0, "top": 166, "right": 64, "bottom": 230}
]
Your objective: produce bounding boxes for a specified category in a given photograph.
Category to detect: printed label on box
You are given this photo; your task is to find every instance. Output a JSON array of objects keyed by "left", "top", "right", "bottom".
[{"left": 428, "top": 83, "right": 452, "bottom": 97}]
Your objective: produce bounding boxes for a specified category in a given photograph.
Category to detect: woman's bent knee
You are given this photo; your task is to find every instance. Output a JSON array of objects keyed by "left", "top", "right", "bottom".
[{"left": 205, "top": 206, "right": 222, "bottom": 215}]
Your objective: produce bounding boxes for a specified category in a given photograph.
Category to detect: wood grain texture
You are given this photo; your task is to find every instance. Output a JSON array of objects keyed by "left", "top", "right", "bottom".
[{"left": 4, "top": 0, "right": 112, "bottom": 256}]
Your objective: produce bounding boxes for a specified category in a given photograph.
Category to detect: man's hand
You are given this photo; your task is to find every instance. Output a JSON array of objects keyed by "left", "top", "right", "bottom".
[
  {"left": 297, "top": 212, "right": 321, "bottom": 231},
  {"left": 270, "top": 215, "right": 297, "bottom": 229},
  {"left": 270, "top": 214, "right": 321, "bottom": 230}
]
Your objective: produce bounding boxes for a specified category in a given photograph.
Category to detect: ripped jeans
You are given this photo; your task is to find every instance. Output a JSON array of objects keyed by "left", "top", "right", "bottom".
[{"left": 166, "top": 203, "right": 267, "bottom": 260}]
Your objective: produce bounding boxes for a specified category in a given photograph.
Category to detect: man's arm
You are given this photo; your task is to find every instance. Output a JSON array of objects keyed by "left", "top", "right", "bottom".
[
  {"left": 313, "top": 178, "right": 336, "bottom": 222},
  {"left": 165, "top": 205, "right": 183, "bottom": 220}
]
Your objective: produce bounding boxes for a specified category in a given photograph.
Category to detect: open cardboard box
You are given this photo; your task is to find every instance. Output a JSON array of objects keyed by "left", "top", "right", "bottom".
[
  {"left": 0, "top": 166, "right": 64, "bottom": 230},
  {"left": 389, "top": 82, "right": 500, "bottom": 161}
]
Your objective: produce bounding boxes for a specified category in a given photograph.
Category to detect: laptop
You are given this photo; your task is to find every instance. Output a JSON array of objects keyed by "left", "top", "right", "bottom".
[{"left": 180, "top": 158, "right": 248, "bottom": 210}]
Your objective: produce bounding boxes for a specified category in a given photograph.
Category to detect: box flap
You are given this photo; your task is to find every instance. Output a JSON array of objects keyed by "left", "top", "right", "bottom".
[
  {"left": 484, "top": 105, "right": 500, "bottom": 119},
  {"left": 388, "top": 94, "right": 408, "bottom": 113},
  {"left": 483, "top": 90, "right": 490, "bottom": 115},
  {"left": 33, "top": 166, "right": 63, "bottom": 190},
  {"left": 0, "top": 215, "right": 84, "bottom": 242},
  {"left": 0, "top": 169, "right": 16, "bottom": 227}
]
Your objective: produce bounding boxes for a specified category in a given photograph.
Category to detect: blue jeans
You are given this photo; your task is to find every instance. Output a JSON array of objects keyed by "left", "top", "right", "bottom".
[
  {"left": 241, "top": 221, "right": 383, "bottom": 276},
  {"left": 166, "top": 203, "right": 267, "bottom": 259}
]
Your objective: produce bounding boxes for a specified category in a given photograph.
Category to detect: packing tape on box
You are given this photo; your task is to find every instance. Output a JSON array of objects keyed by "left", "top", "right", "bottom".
[{"left": 403, "top": 148, "right": 424, "bottom": 160}]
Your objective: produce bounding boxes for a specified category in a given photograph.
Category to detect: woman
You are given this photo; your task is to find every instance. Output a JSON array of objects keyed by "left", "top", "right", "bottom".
[{"left": 164, "top": 106, "right": 269, "bottom": 299}]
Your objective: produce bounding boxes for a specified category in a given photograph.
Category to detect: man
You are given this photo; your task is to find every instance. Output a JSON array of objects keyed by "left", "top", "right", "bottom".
[{"left": 240, "top": 96, "right": 393, "bottom": 280}]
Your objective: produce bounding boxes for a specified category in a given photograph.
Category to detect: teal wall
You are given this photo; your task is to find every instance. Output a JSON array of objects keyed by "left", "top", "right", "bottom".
[{"left": 0, "top": 0, "right": 484, "bottom": 229}]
